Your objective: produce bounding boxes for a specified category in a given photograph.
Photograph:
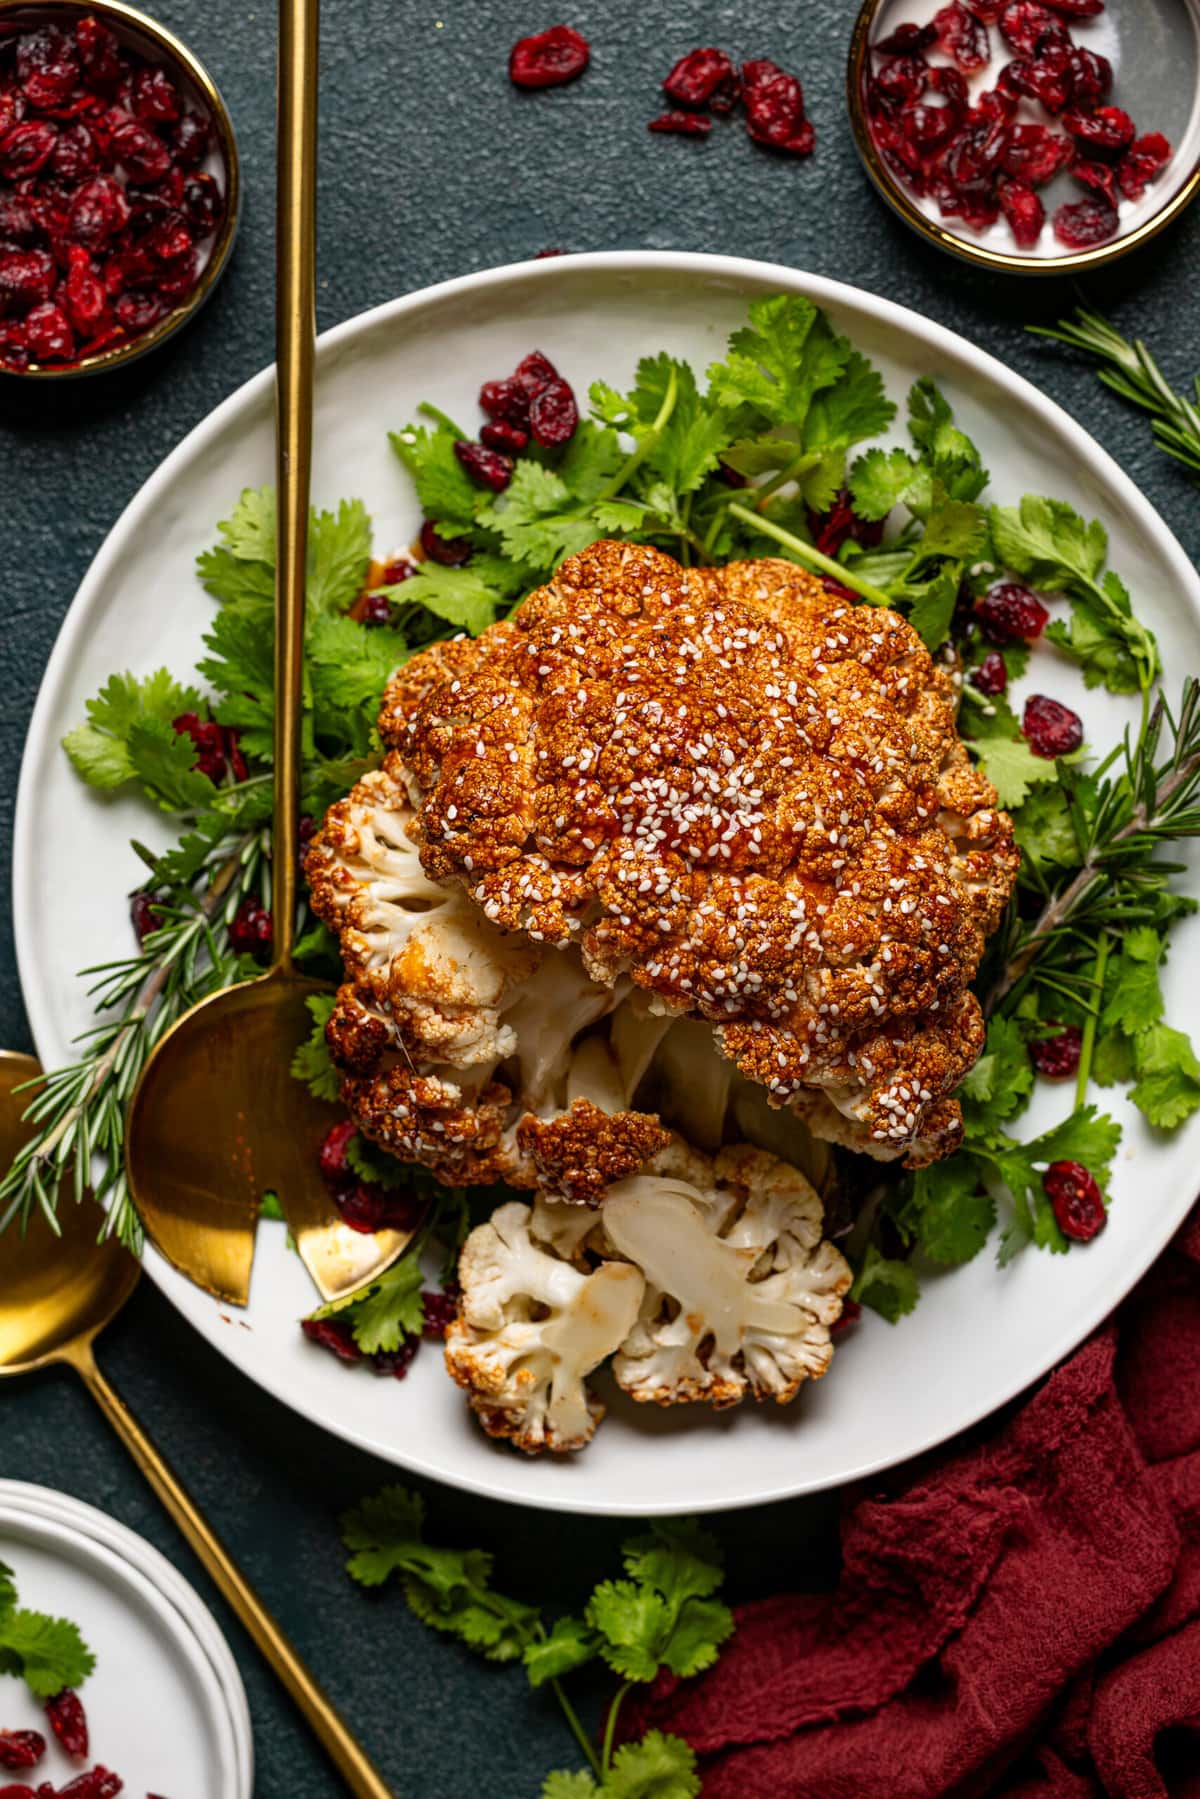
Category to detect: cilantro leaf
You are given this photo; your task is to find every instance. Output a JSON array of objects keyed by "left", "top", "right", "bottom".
[
  {"left": 985, "top": 1106, "right": 1122, "bottom": 1254},
  {"left": 62, "top": 669, "right": 209, "bottom": 802},
  {"left": 604, "top": 1732, "right": 701, "bottom": 1798},
  {"left": 389, "top": 424, "right": 480, "bottom": 526},
  {"left": 1012, "top": 784, "right": 1083, "bottom": 870},
  {"left": 708, "top": 295, "right": 843, "bottom": 424},
  {"left": 1044, "top": 586, "right": 1144, "bottom": 694},
  {"left": 894, "top": 564, "right": 959, "bottom": 653},
  {"left": 908, "top": 378, "right": 980, "bottom": 467},
  {"left": 0, "top": 1563, "right": 15, "bottom": 1619},
  {"left": 852, "top": 1244, "right": 920, "bottom": 1322},
  {"left": 289, "top": 994, "right": 339, "bottom": 1101},
  {"left": 389, "top": 562, "right": 506, "bottom": 635},
  {"left": 620, "top": 1522, "right": 723, "bottom": 1606},
  {"left": 960, "top": 1016, "right": 1034, "bottom": 1134},
  {"left": 306, "top": 499, "right": 373, "bottom": 614},
  {"left": 1129, "top": 1024, "right": 1200, "bottom": 1129},
  {"left": 542, "top": 1774, "right": 598, "bottom": 1798},
  {"left": 0, "top": 1610, "right": 96, "bottom": 1698},
  {"left": 849, "top": 446, "right": 921, "bottom": 521},
  {"left": 805, "top": 348, "right": 896, "bottom": 453},
  {"left": 586, "top": 1581, "right": 673, "bottom": 1683},
  {"left": 974, "top": 736, "right": 1062, "bottom": 808},
  {"left": 1100, "top": 928, "right": 1165, "bottom": 1035},
  {"left": 480, "top": 461, "right": 603, "bottom": 569},
  {"left": 628, "top": 355, "right": 735, "bottom": 495},
  {"left": 523, "top": 1615, "right": 598, "bottom": 1688},
  {"left": 902, "top": 1158, "right": 996, "bottom": 1266},
  {"left": 314, "top": 1253, "right": 425, "bottom": 1354}
]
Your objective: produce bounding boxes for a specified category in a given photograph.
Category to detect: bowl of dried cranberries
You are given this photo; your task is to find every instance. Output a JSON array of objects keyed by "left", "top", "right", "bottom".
[
  {"left": 848, "top": 0, "right": 1200, "bottom": 271},
  {"left": 0, "top": 0, "right": 239, "bottom": 375}
]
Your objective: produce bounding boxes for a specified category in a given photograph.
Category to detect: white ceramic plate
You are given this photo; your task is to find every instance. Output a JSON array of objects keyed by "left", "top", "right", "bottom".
[
  {"left": 0, "top": 1481, "right": 253, "bottom": 1796},
  {"left": 14, "top": 252, "right": 1200, "bottom": 1515},
  {"left": 0, "top": 1497, "right": 244, "bottom": 1795}
]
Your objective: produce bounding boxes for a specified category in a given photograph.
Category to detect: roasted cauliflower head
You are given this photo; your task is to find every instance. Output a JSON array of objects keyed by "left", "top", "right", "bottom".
[{"left": 308, "top": 539, "right": 1017, "bottom": 1178}]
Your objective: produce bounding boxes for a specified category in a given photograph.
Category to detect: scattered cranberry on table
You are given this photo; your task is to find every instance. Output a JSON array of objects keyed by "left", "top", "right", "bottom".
[
  {"left": 0, "top": 11, "right": 228, "bottom": 371},
  {"left": 508, "top": 24, "right": 589, "bottom": 89},
  {"left": 865, "top": 0, "right": 1173, "bottom": 253}
]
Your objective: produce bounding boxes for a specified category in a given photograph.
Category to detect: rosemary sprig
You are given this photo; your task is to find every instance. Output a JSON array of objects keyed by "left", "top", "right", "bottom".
[
  {"left": 0, "top": 830, "right": 267, "bottom": 1251},
  {"left": 985, "top": 677, "right": 1200, "bottom": 1015},
  {"left": 1032, "top": 308, "right": 1200, "bottom": 480}
]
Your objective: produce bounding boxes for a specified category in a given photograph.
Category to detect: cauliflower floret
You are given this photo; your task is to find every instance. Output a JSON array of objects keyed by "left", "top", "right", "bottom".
[
  {"left": 603, "top": 1141, "right": 852, "bottom": 1409},
  {"left": 445, "top": 1201, "right": 645, "bottom": 1453}
]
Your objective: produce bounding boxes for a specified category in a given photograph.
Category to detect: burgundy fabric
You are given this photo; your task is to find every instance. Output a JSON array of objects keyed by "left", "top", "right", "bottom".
[{"left": 633, "top": 1209, "right": 1200, "bottom": 1797}]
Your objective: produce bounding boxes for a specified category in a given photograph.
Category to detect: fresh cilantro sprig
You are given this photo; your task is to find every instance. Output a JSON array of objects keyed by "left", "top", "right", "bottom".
[
  {"left": 341, "top": 1488, "right": 730, "bottom": 1795},
  {"left": 0, "top": 1560, "right": 95, "bottom": 1698}
]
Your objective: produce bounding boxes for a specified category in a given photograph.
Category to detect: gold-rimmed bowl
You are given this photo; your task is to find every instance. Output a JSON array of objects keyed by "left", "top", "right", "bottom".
[
  {"left": 848, "top": 0, "right": 1200, "bottom": 274},
  {"left": 0, "top": 0, "right": 240, "bottom": 377}
]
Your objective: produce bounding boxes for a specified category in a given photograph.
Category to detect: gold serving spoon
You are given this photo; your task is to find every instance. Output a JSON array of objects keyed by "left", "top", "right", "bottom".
[
  {"left": 0, "top": 1053, "right": 393, "bottom": 1798},
  {"left": 124, "top": 0, "right": 413, "bottom": 1306}
]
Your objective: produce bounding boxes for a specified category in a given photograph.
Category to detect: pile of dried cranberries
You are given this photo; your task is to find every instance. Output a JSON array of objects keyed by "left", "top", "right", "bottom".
[
  {"left": 0, "top": 10, "right": 228, "bottom": 372},
  {"left": 651, "top": 48, "right": 816, "bottom": 155},
  {"left": 866, "top": 1, "right": 1172, "bottom": 252}
]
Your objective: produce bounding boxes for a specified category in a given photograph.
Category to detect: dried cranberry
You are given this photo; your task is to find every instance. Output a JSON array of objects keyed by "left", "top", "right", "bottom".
[
  {"left": 513, "top": 347, "right": 559, "bottom": 399},
  {"left": 110, "top": 118, "right": 171, "bottom": 181},
  {"left": 875, "top": 116, "right": 930, "bottom": 189},
  {"left": 0, "top": 194, "right": 38, "bottom": 246},
  {"left": 301, "top": 1316, "right": 363, "bottom": 1362},
  {"left": 373, "top": 1338, "right": 419, "bottom": 1380},
  {"left": 359, "top": 592, "right": 393, "bottom": 626},
  {"left": 901, "top": 100, "right": 962, "bottom": 155},
  {"left": 0, "top": 1735, "right": 44, "bottom": 1772},
  {"left": 1030, "top": 1025, "right": 1082, "bottom": 1078},
  {"left": 529, "top": 377, "right": 579, "bottom": 445},
  {"left": 0, "top": 1786, "right": 38, "bottom": 1799},
  {"left": 969, "top": 650, "right": 1008, "bottom": 695},
  {"left": 0, "top": 121, "right": 58, "bottom": 181},
  {"left": 977, "top": 583, "right": 1050, "bottom": 642},
  {"left": 420, "top": 519, "right": 472, "bottom": 566},
  {"left": 183, "top": 172, "right": 223, "bottom": 234},
  {"left": 999, "top": 0, "right": 1061, "bottom": 54},
  {"left": 44, "top": 1692, "right": 87, "bottom": 1760},
  {"left": 142, "top": 216, "right": 193, "bottom": 261},
  {"left": 1023, "top": 693, "right": 1083, "bottom": 757},
  {"left": 934, "top": 3, "right": 990, "bottom": 69},
  {"left": 113, "top": 288, "right": 164, "bottom": 331},
  {"left": 379, "top": 556, "right": 417, "bottom": 584},
  {"left": 130, "top": 889, "right": 165, "bottom": 943},
  {"left": 24, "top": 299, "right": 74, "bottom": 360},
  {"left": 155, "top": 247, "right": 198, "bottom": 298},
  {"left": 131, "top": 65, "right": 181, "bottom": 124},
  {"left": 1024, "top": 42, "right": 1076, "bottom": 113},
  {"left": 229, "top": 896, "right": 273, "bottom": 960},
  {"left": 999, "top": 178, "right": 1046, "bottom": 246},
  {"left": 1044, "top": 1160, "right": 1106, "bottom": 1240},
  {"left": 171, "top": 108, "right": 212, "bottom": 166},
  {"left": 943, "top": 110, "right": 1011, "bottom": 191},
  {"left": 1052, "top": 192, "right": 1119, "bottom": 247},
  {"left": 870, "top": 56, "right": 929, "bottom": 111},
  {"left": 16, "top": 27, "right": 79, "bottom": 110},
  {"left": 318, "top": 1118, "right": 356, "bottom": 1184},
  {"left": 648, "top": 109, "right": 712, "bottom": 137},
  {"left": 508, "top": 25, "right": 589, "bottom": 89},
  {"left": 1001, "top": 122, "right": 1074, "bottom": 184},
  {"left": 56, "top": 1772, "right": 123, "bottom": 1799},
  {"left": 63, "top": 249, "right": 111, "bottom": 337},
  {"left": 875, "top": 22, "right": 937, "bottom": 53},
  {"left": 744, "top": 67, "right": 814, "bottom": 156},
  {"left": 976, "top": 85, "right": 1019, "bottom": 124},
  {"left": 1072, "top": 157, "right": 1117, "bottom": 207},
  {"left": 0, "top": 246, "right": 55, "bottom": 311},
  {"left": 830, "top": 1297, "right": 863, "bottom": 1336},
  {"left": 1118, "top": 132, "right": 1172, "bottom": 200},
  {"left": 47, "top": 121, "right": 97, "bottom": 181},
  {"left": 335, "top": 1180, "right": 423, "bottom": 1235},
  {"left": 1067, "top": 46, "right": 1112, "bottom": 103},
  {"left": 479, "top": 374, "right": 530, "bottom": 425},
  {"left": 662, "top": 47, "right": 738, "bottom": 111},
  {"left": 1063, "top": 104, "right": 1135, "bottom": 155},
  {"left": 809, "top": 490, "right": 885, "bottom": 556},
  {"left": 453, "top": 437, "right": 513, "bottom": 491},
  {"left": 1043, "top": 0, "right": 1104, "bottom": 13},
  {"left": 421, "top": 1287, "right": 459, "bottom": 1339},
  {"left": 68, "top": 174, "right": 130, "bottom": 247},
  {"left": 480, "top": 418, "right": 528, "bottom": 454},
  {"left": 173, "top": 711, "right": 226, "bottom": 780},
  {"left": 76, "top": 15, "right": 122, "bottom": 87}
]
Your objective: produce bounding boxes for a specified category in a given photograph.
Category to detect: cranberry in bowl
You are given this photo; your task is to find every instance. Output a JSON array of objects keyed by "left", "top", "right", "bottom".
[
  {"left": 847, "top": 0, "right": 1200, "bottom": 271},
  {"left": 0, "top": 0, "right": 239, "bottom": 376}
]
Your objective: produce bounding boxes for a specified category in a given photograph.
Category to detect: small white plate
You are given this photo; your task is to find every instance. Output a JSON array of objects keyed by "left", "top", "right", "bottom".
[
  {"left": 14, "top": 251, "right": 1200, "bottom": 1514},
  {"left": 0, "top": 1496, "right": 246, "bottom": 1797},
  {"left": 0, "top": 1481, "right": 253, "bottom": 1796}
]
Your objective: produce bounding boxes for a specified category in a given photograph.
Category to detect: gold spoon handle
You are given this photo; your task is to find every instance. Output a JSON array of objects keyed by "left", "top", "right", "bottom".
[
  {"left": 67, "top": 1341, "right": 393, "bottom": 1798},
  {"left": 271, "top": 0, "right": 319, "bottom": 976}
]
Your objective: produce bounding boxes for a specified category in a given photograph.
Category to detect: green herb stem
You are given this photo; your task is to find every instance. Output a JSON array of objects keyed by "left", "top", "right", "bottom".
[
  {"left": 1074, "top": 931, "right": 1109, "bottom": 1109},
  {"left": 726, "top": 502, "right": 893, "bottom": 606},
  {"left": 554, "top": 1678, "right": 604, "bottom": 1780},
  {"left": 600, "top": 1681, "right": 630, "bottom": 1776},
  {"left": 596, "top": 365, "right": 679, "bottom": 503},
  {"left": 417, "top": 402, "right": 468, "bottom": 441}
]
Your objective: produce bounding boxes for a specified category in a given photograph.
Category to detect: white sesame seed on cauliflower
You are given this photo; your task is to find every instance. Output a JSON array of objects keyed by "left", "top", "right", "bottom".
[{"left": 444, "top": 1200, "right": 645, "bottom": 1454}]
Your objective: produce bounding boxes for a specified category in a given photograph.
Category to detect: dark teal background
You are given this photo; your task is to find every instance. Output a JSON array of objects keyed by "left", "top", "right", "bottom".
[{"left": 2, "top": 1, "right": 1199, "bottom": 1793}]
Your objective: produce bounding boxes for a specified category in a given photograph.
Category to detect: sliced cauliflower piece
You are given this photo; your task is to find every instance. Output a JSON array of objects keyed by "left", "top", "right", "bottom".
[
  {"left": 604, "top": 1142, "right": 852, "bottom": 1409},
  {"left": 445, "top": 1200, "right": 645, "bottom": 1453}
]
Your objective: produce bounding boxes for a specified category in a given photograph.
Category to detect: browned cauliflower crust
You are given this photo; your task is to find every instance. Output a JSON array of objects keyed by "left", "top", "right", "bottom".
[{"left": 327, "top": 540, "right": 1016, "bottom": 1169}]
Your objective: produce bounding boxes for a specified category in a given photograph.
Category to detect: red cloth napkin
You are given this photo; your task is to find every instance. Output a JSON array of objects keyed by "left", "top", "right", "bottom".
[{"left": 632, "top": 1208, "right": 1200, "bottom": 1798}]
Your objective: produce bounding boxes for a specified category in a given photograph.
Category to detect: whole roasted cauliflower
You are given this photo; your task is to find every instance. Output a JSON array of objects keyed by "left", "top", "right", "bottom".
[{"left": 307, "top": 539, "right": 1019, "bottom": 1452}]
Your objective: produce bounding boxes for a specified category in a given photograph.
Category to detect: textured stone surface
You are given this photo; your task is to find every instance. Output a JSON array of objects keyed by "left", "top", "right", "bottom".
[{"left": 1, "top": 0, "right": 1198, "bottom": 1793}]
